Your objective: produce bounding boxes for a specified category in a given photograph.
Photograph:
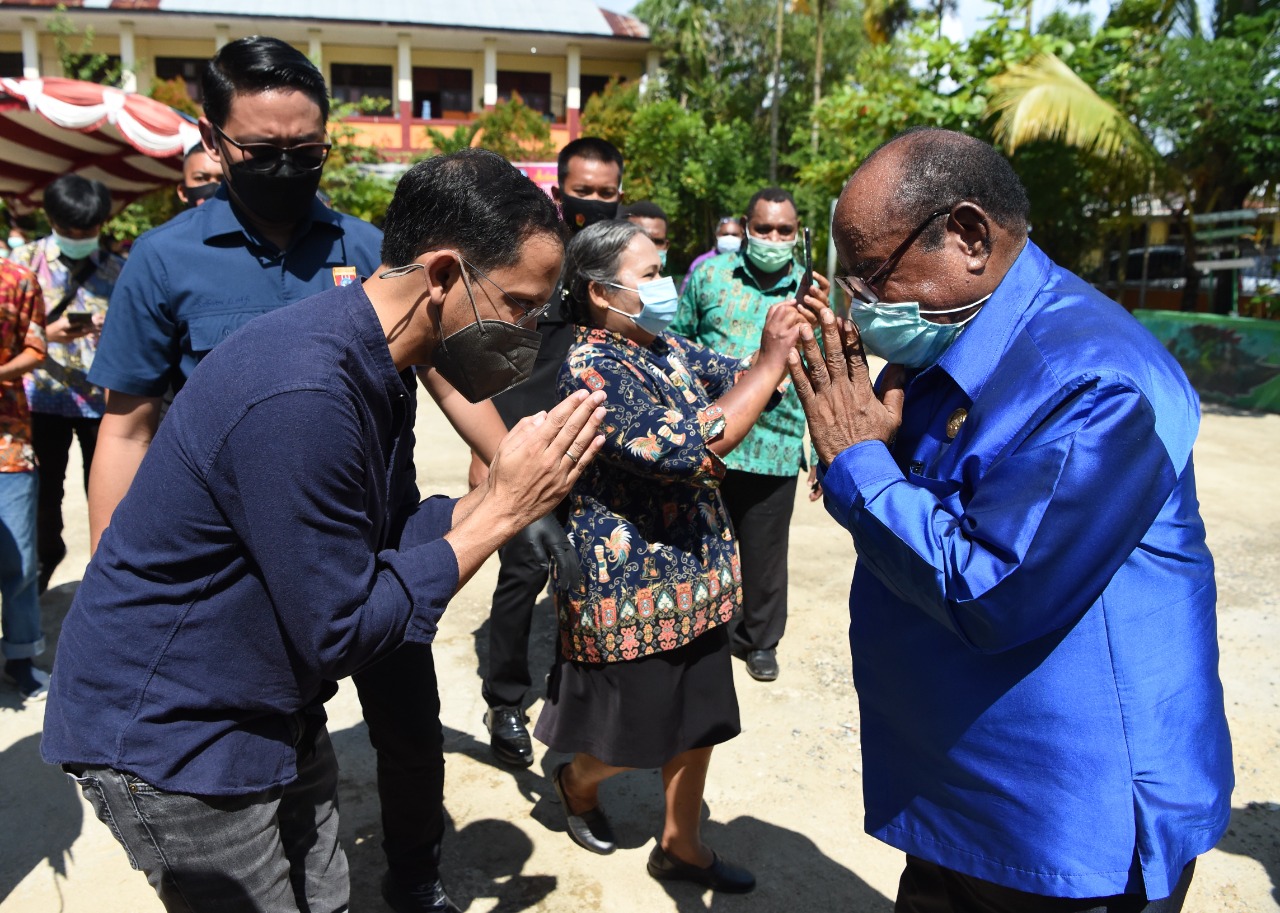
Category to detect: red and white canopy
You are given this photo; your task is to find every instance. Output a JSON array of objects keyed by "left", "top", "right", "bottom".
[{"left": 0, "top": 77, "right": 201, "bottom": 213}]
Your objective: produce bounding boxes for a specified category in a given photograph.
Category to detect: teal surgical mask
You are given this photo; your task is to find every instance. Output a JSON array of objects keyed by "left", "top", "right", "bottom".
[
  {"left": 745, "top": 235, "right": 796, "bottom": 273},
  {"left": 605, "top": 276, "right": 679, "bottom": 335},
  {"left": 52, "top": 231, "right": 100, "bottom": 261},
  {"left": 716, "top": 235, "right": 742, "bottom": 254},
  {"left": 848, "top": 294, "right": 991, "bottom": 369},
  {"left": 659, "top": 249, "right": 668, "bottom": 270}
]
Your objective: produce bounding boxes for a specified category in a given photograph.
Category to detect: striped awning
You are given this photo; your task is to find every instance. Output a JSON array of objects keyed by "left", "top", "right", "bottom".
[{"left": 0, "top": 77, "right": 201, "bottom": 213}]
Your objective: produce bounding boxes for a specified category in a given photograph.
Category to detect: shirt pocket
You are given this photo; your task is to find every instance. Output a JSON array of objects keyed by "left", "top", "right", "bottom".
[{"left": 187, "top": 311, "right": 263, "bottom": 356}]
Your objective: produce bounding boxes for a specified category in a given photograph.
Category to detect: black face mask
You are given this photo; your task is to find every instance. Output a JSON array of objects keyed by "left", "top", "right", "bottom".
[
  {"left": 181, "top": 181, "right": 220, "bottom": 209},
  {"left": 225, "top": 160, "right": 321, "bottom": 226},
  {"left": 560, "top": 195, "right": 619, "bottom": 233}
]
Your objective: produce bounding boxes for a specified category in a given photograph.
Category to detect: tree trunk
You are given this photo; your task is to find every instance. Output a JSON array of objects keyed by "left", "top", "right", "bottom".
[
  {"left": 811, "top": 0, "right": 825, "bottom": 155},
  {"left": 770, "top": 0, "right": 784, "bottom": 182}
]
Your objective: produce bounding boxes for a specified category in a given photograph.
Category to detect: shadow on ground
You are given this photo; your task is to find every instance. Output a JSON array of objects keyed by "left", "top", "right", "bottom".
[{"left": 1216, "top": 802, "right": 1280, "bottom": 906}]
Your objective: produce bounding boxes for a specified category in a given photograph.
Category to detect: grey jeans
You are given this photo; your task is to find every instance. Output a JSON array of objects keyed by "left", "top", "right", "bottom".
[{"left": 67, "top": 727, "right": 348, "bottom": 913}]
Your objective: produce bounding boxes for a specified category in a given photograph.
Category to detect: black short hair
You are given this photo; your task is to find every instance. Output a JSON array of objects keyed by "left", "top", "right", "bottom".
[
  {"left": 184, "top": 142, "right": 208, "bottom": 161},
  {"left": 560, "top": 219, "right": 645, "bottom": 324},
  {"left": 621, "top": 200, "right": 667, "bottom": 225},
  {"left": 202, "top": 36, "right": 329, "bottom": 129},
  {"left": 381, "top": 148, "right": 565, "bottom": 271},
  {"left": 43, "top": 174, "right": 111, "bottom": 230},
  {"left": 557, "top": 137, "right": 624, "bottom": 186},
  {"left": 745, "top": 187, "right": 797, "bottom": 222},
  {"left": 871, "top": 127, "right": 1030, "bottom": 249}
]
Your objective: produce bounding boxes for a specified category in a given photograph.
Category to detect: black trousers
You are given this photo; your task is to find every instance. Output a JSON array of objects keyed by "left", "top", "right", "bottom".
[
  {"left": 720, "top": 469, "right": 797, "bottom": 654},
  {"left": 31, "top": 411, "right": 98, "bottom": 585},
  {"left": 895, "top": 856, "right": 1196, "bottom": 913},
  {"left": 482, "top": 521, "right": 549, "bottom": 708},
  {"left": 352, "top": 641, "right": 446, "bottom": 884}
]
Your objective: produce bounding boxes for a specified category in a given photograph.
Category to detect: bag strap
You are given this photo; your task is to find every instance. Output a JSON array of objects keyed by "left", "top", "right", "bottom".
[{"left": 45, "top": 256, "right": 99, "bottom": 324}]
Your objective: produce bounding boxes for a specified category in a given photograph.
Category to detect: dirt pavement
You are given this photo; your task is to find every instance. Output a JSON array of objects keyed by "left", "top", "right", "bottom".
[{"left": 1, "top": 401, "right": 1277, "bottom": 913}]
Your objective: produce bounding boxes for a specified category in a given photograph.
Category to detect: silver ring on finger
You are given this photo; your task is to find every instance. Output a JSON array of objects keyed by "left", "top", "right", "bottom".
[{"left": 565, "top": 449, "right": 581, "bottom": 464}]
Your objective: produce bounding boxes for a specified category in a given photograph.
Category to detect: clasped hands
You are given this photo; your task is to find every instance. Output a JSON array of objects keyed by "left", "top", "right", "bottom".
[{"left": 787, "top": 306, "right": 905, "bottom": 468}]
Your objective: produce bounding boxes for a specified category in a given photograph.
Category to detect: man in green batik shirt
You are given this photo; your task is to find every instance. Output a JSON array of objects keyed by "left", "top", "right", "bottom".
[{"left": 671, "top": 186, "right": 827, "bottom": 683}]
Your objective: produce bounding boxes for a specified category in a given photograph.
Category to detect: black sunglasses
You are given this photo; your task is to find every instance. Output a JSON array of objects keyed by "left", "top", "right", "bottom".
[
  {"left": 213, "top": 124, "right": 331, "bottom": 175},
  {"left": 835, "top": 207, "right": 952, "bottom": 305}
]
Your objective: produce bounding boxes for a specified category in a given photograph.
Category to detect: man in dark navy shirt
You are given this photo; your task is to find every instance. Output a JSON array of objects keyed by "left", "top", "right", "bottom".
[
  {"left": 82, "top": 38, "right": 500, "bottom": 913},
  {"left": 44, "top": 149, "right": 606, "bottom": 913}
]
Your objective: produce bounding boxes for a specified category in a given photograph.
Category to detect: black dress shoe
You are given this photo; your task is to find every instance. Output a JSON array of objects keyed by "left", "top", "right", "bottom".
[
  {"left": 380, "top": 871, "right": 461, "bottom": 913},
  {"left": 745, "top": 648, "right": 779, "bottom": 682},
  {"left": 550, "top": 762, "right": 617, "bottom": 854},
  {"left": 647, "top": 844, "right": 756, "bottom": 893},
  {"left": 484, "top": 705, "right": 533, "bottom": 767}
]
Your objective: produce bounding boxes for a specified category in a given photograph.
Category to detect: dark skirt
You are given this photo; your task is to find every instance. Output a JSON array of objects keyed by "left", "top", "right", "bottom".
[{"left": 533, "top": 624, "right": 741, "bottom": 769}]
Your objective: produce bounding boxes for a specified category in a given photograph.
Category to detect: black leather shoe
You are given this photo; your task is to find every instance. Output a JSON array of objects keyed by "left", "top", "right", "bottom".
[
  {"left": 484, "top": 705, "right": 533, "bottom": 767},
  {"left": 380, "top": 872, "right": 461, "bottom": 913},
  {"left": 647, "top": 844, "right": 756, "bottom": 893},
  {"left": 745, "top": 649, "right": 779, "bottom": 682},
  {"left": 551, "top": 762, "right": 617, "bottom": 854}
]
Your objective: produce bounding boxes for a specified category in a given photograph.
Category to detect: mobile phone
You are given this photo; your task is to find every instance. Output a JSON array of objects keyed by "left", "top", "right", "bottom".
[
  {"left": 795, "top": 227, "right": 814, "bottom": 306},
  {"left": 66, "top": 311, "right": 95, "bottom": 328}
]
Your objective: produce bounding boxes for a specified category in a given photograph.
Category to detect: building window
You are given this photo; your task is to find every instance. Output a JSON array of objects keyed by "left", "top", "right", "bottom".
[
  {"left": 0, "top": 52, "right": 24, "bottom": 76},
  {"left": 497, "top": 70, "right": 551, "bottom": 117},
  {"left": 155, "top": 57, "right": 207, "bottom": 104},
  {"left": 64, "top": 53, "right": 121, "bottom": 86},
  {"left": 412, "top": 67, "right": 472, "bottom": 120},
  {"left": 330, "top": 63, "right": 392, "bottom": 114},
  {"left": 580, "top": 74, "right": 614, "bottom": 107}
]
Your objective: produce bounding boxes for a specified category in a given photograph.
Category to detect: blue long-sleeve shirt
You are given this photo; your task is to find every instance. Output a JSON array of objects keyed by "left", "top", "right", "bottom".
[
  {"left": 821, "top": 241, "right": 1232, "bottom": 899},
  {"left": 42, "top": 281, "right": 459, "bottom": 796}
]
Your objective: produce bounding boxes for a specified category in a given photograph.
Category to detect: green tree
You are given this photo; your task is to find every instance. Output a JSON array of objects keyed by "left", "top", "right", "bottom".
[
  {"left": 470, "top": 94, "right": 555, "bottom": 161},
  {"left": 48, "top": 3, "right": 122, "bottom": 85}
]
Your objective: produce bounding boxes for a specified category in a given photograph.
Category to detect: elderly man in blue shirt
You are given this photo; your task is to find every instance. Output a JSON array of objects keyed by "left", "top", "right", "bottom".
[{"left": 789, "top": 127, "right": 1232, "bottom": 911}]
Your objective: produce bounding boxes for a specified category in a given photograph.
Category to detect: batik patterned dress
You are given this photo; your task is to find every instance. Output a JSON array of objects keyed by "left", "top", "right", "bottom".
[{"left": 554, "top": 326, "right": 751, "bottom": 665}]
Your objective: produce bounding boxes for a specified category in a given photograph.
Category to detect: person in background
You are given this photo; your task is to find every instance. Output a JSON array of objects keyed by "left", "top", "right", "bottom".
[
  {"left": 536, "top": 219, "right": 804, "bottom": 890},
  {"left": 3, "top": 216, "right": 30, "bottom": 260},
  {"left": 0, "top": 258, "right": 47, "bottom": 700},
  {"left": 43, "top": 148, "right": 606, "bottom": 913},
  {"left": 478, "top": 137, "right": 626, "bottom": 769},
  {"left": 9, "top": 174, "right": 121, "bottom": 594},
  {"left": 793, "top": 127, "right": 1231, "bottom": 912},
  {"left": 671, "top": 187, "right": 827, "bottom": 683},
  {"left": 175, "top": 142, "right": 222, "bottom": 208},
  {"left": 86, "top": 37, "right": 458, "bottom": 913},
  {"left": 622, "top": 200, "right": 670, "bottom": 270},
  {"left": 681, "top": 216, "right": 744, "bottom": 292}
]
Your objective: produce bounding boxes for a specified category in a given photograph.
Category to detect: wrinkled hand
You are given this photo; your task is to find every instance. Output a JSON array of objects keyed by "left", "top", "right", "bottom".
[
  {"left": 46, "top": 316, "right": 95, "bottom": 344},
  {"left": 758, "top": 302, "right": 807, "bottom": 371},
  {"left": 525, "top": 513, "right": 582, "bottom": 591},
  {"left": 788, "top": 307, "right": 906, "bottom": 466},
  {"left": 485, "top": 389, "right": 606, "bottom": 531}
]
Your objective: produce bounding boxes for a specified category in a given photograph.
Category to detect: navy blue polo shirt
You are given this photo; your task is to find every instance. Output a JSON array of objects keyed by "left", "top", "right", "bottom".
[
  {"left": 90, "top": 186, "right": 383, "bottom": 396},
  {"left": 42, "top": 282, "right": 460, "bottom": 796}
]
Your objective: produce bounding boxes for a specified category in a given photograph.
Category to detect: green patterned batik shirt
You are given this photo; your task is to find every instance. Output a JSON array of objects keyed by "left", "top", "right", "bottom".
[{"left": 670, "top": 251, "right": 807, "bottom": 477}]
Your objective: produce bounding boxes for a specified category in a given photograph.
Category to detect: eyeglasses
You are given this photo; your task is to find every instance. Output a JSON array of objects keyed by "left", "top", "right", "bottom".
[
  {"left": 212, "top": 124, "right": 331, "bottom": 175},
  {"left": 379, "top": 252, "right": 551, "bottom": 328},
  {"left": 835, "top": 207, "right": 952, "bottom": 305}
]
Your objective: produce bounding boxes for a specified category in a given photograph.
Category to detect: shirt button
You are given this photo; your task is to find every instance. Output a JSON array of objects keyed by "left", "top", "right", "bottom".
[{"left": 909, "top": 461, "right": 924, "bottom": 475}]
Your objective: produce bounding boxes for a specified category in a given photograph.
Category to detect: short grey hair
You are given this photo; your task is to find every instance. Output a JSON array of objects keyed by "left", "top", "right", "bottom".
[{"left": 560, "top": 219, "right": 645, "bottom": 324}]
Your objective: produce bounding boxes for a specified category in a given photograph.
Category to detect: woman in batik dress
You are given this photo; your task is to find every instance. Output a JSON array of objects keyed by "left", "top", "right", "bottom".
[{"left": 534, "top": 219, "right": 809, "bottom": 892}]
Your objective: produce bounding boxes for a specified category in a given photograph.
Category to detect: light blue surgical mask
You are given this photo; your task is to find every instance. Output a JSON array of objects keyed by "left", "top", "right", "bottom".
[
  {"left": 605, "top": 275, "right": 679, "bottom": 336},
  {"left": 848, "top": 294, "right": 990, "bottom": 369},
  {"left": 52, "top": 231, "right": 100, "bottom": 261},
  {"left": 716, "top": 235, "right": 742, "bottom": 254},
  {"left": 659, "top": 249, "right": 668, "bottom": 270}
]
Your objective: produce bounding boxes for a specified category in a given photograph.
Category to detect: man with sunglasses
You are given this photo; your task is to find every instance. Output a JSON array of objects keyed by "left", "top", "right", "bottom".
[
  {"left": 82, "top": 37, "right": 462, "bottom": 913},
  {"left": 790, "top": 128, "right": 1230, "bottom": 912},
  {"left": 671, "top": 187, "right": 827, "bottom": 684}
]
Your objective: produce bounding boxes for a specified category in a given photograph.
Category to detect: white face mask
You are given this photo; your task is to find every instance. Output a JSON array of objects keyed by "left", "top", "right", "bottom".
[{"left": 716, "top": 235, "right": 742, "bottom": 254}]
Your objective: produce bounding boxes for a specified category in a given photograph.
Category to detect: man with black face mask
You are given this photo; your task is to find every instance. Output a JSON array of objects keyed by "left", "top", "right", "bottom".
[
  {"left": 174, "top": 142, "right": 221, "bottom": 209},
  {"left": 87, "top": 37, "right": 461, "bottom": 913},
  {"left": 475, "top": 137, "right": 625, "bottom": 769}
]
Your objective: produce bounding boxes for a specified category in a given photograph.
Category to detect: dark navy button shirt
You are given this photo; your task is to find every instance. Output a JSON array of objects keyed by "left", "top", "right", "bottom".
[
  {"left": 820, "top": 242, "right": 1232, "bottom": 899},
  {"left": 90, "top": 186, "right": 383, "bottom": 396},
  {"left": 42, "top": 282, "right": 459, "bottom": 796}
]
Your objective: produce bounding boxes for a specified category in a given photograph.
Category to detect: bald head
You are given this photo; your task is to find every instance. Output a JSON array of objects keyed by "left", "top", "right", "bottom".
[{"left": 833, "top": 129, "right": 1030, "bottom": 318}]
